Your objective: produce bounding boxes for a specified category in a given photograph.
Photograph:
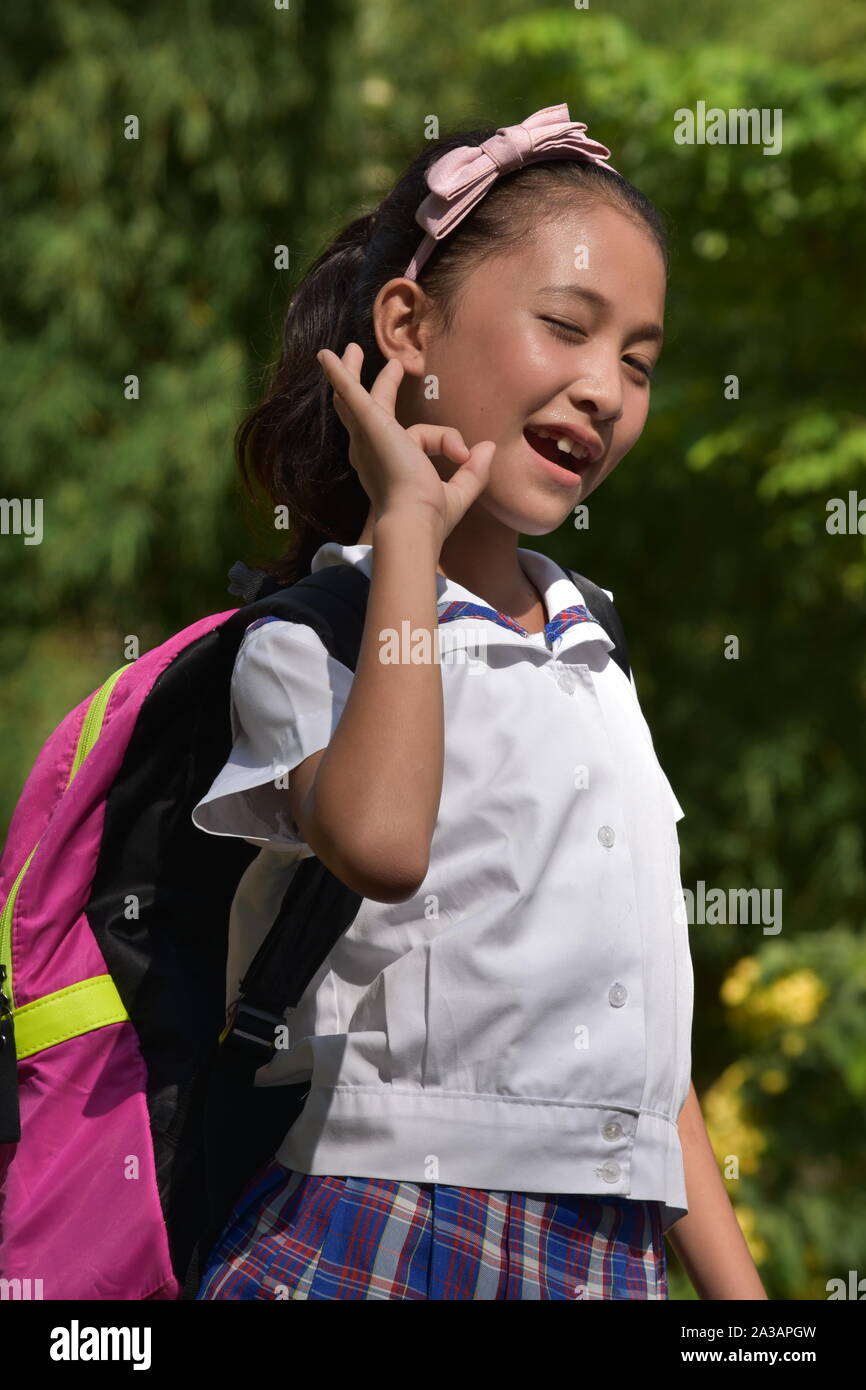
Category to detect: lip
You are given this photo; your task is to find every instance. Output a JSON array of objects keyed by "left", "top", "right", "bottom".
[{"left": 525, "top": 421, "right": 604, "bottom": 465}]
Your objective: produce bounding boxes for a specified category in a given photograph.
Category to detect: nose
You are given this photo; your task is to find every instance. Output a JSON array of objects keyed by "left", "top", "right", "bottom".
[{"left": 564, "top": 354, "right": 623, "bottom": 427}]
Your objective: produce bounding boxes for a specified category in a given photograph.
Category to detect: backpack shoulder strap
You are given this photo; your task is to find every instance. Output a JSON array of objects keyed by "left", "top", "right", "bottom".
[
  {"left": 560, "top": 565, "right": 631, "bottom": 681},
  {"left": 217, "top": 561, "right": 372, "bottom": 1032},
  {"left": 221, "top": 561, "right": 372, "bottom": 673}
]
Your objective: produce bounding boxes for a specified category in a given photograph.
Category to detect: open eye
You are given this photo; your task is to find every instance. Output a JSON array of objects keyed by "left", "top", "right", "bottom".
[{"left": 541, "top": 318, "right": 655, "bottom": 382}]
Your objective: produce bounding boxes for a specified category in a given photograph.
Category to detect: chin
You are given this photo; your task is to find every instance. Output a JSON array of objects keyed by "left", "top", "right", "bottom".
[
  {"left": 517, "top": 514, "right": 573, "bottom": 537},
  {"left": 481, "top": 492, "right": 577, "bottom": 536}
]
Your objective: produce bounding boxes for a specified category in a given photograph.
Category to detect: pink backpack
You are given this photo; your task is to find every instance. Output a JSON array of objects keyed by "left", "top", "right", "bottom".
[{"left": 0, "top": 563, "right": 371, "bottom": 1300}]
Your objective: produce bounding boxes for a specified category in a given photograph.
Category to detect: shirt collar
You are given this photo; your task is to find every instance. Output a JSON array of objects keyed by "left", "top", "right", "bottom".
[{"left": 310, "top": 540, "right": 615, "bottom": 659}]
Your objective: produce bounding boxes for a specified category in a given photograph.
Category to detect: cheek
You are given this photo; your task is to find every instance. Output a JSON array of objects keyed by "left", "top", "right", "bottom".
[
  {"left": 617, "top": 386, "right": 650, "bottom": 437},
  {"left": 519, "top": 331, "right": 560, "bottom": 384},
  {"left": 602, "top": 395, "right": 650, "bottom": 475}
]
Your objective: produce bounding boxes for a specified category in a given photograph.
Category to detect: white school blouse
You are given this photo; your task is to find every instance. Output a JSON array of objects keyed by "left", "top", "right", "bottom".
[{"left": 192, "top": 540, "right": 694, "bottom": 1231}]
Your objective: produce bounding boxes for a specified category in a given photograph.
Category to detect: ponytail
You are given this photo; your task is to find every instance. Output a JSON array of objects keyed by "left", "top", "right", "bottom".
[{"left": 234, "top": 211, "right": 378, "bottom": 585}]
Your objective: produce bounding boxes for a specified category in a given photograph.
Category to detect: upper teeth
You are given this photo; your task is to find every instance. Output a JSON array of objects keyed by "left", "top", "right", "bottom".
[{"left": 532, "top": 427, "right": 590, "bottom": 461}]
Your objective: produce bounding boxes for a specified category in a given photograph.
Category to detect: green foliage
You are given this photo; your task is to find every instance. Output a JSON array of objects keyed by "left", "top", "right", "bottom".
[{"left": 1, "top": 0, "right": 863, "bottom": 1299}]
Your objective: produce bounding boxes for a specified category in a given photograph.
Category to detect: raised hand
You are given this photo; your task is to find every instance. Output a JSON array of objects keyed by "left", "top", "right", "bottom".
[{"left": 316, "top": 342, "right": 496, "bottom": 544}]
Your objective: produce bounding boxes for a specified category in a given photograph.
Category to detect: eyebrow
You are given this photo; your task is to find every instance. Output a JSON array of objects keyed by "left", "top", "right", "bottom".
[{"left": 534, "top": 284, "right": 665, "bottom": 348}]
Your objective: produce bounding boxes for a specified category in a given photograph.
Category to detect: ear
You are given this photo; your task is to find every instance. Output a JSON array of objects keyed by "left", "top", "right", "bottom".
[{"left": 371, "top": 277, "right": 436, "bottom": 377}]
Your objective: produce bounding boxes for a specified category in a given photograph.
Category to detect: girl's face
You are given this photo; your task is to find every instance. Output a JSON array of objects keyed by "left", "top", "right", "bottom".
[{"left": 387, "top": 201, "right": 666, "bottom": 536}]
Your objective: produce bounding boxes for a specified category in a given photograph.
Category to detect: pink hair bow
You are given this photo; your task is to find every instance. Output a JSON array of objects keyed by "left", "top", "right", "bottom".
[{"left": 404, "top": 103, "right": 620, "bottom": 280}]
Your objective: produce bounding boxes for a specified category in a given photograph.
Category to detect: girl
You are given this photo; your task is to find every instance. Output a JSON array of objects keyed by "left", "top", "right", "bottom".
[{"left": 192, "top": 103, "right": 767, "bottom": 1300}]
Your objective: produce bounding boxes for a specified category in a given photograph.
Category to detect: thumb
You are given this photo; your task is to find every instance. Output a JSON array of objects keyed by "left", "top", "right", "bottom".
[{"left": 444, "top": 440, "right": 496, "bottom": 511}]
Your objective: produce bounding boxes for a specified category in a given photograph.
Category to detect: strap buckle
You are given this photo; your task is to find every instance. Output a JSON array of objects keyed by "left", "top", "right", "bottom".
[
  {"left": 0, "top": 963, "right": 13, "bottom": 1050},
  {"left": 220, "top": 998, "right": 286, "bottom": 1055}
]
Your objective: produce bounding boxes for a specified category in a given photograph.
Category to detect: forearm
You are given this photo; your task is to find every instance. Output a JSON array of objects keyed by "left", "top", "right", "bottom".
[
  {"left": 667, "top": 1080, "right": 769, "bottom": 1300},
  {"left": 311, "top": 512, "right": 444, "bottom": 892}
]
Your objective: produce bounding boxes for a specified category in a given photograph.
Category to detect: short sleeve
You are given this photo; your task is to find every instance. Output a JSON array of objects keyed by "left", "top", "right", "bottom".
[
  {"left": 663, "top": 773, "right": 686, "bottom": 823},
  {"left": 619, "top": 656, "right": 685, "bottom": 825},
  {"left": 191, "top": 617, "right": 354, "bottom": 851}
]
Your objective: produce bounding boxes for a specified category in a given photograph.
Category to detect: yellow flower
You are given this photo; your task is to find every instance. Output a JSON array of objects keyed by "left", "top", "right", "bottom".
[
  {"left": 744, "top": 970, "right": 827, "bottom": 1028},
  {"left": 781, "top": 1030, "right": 807, "bottom": 1057},
  {"left": 733, "top": 1203, "right": 768, "bottom": 1264},
  {"left": 703, "top": 1061, "right": 766, "bottom": 1176},
  {"left": 759, "top": 1067, "right": 788, "bottom": 1093},
  {"left": 720, "top": 956, "right": 761, "bottom": 1007},
  {"left": 360, "top": 77, "right": 394, "bottom": 107}
]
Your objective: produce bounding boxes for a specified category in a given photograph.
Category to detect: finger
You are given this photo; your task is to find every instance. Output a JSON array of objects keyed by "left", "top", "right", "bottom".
[
  {"left": 317, "top": 348, "right": 402, "bottom": 446},
  {"left": 332, "top": 391, "right": 351, "bottom": 426},
  {"left": 329, "top": 372, "right": 352, "bottom": 417},
  {"left": 320, "top": 344, "right": 402, "bottom": 415},
  {"left": 337, "top": 344, "right": 400, "bottom": 419},
  {"left": 327, "top": 368, "right": 357, "bottom": 437},
  {"left": 340, "top": 341, "right": 364, "bottom": 382},
  {"left": 438, "top": 427, "right": 471, "bottom": 464},
  {"left": 335, "top": 343, "right": 402, "bottom": 417},
  {"left": 318, "top": 348, "right": 361, "bottom": 420},
  {"left": 404, "top": 423, "right": 471, "bottom": 462},
  {"left": 325, "top": 342, "right": 366, "bottom": 394},
  {"left": 368, "top": 356, "right": 405, "bottom": 414},
  {"left": 330, "top": 395, "right": 361, "bottom": 473},
  {"left": 317, "top": 347, "right": 377, "bottom": 411}
]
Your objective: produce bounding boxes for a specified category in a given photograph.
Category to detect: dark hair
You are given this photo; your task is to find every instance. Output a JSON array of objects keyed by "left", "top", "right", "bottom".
[{"left": 235, "top": 120, "right": 670, "bottom": 585}]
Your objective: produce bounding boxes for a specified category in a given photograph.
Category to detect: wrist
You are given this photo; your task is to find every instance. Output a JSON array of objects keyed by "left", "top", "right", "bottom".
[{"left": 372, "top": 510, "right": 443, "bottom": 556}]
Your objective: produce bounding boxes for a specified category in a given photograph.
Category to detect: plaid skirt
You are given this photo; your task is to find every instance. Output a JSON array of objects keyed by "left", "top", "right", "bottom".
[{"left": 196, "top": 1157, "right": 668, "bottom": 1300}]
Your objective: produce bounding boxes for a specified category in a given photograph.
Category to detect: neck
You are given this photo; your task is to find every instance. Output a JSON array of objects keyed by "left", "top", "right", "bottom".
[{"left": 356, "top": 507, "right": 547, "bottom": 623}]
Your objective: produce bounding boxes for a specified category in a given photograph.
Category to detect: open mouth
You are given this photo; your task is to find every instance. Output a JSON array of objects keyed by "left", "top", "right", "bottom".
[{"left": 523, "top": 428, "right": 588, "bottom": 475}]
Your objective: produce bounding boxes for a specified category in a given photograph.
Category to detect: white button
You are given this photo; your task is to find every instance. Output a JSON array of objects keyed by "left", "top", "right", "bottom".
[
  {"left": 598, "top": 825, "right": 615, "bottom": 848},
  {"left": 602, "top": 1121, "right": 624, "bottom": 1142},
  {"left": 599, "top": 1160, "right": 621, "bottom": 1182},
  {"left": 608, "top": 982, "right": 628, "bottom": 1007}
]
